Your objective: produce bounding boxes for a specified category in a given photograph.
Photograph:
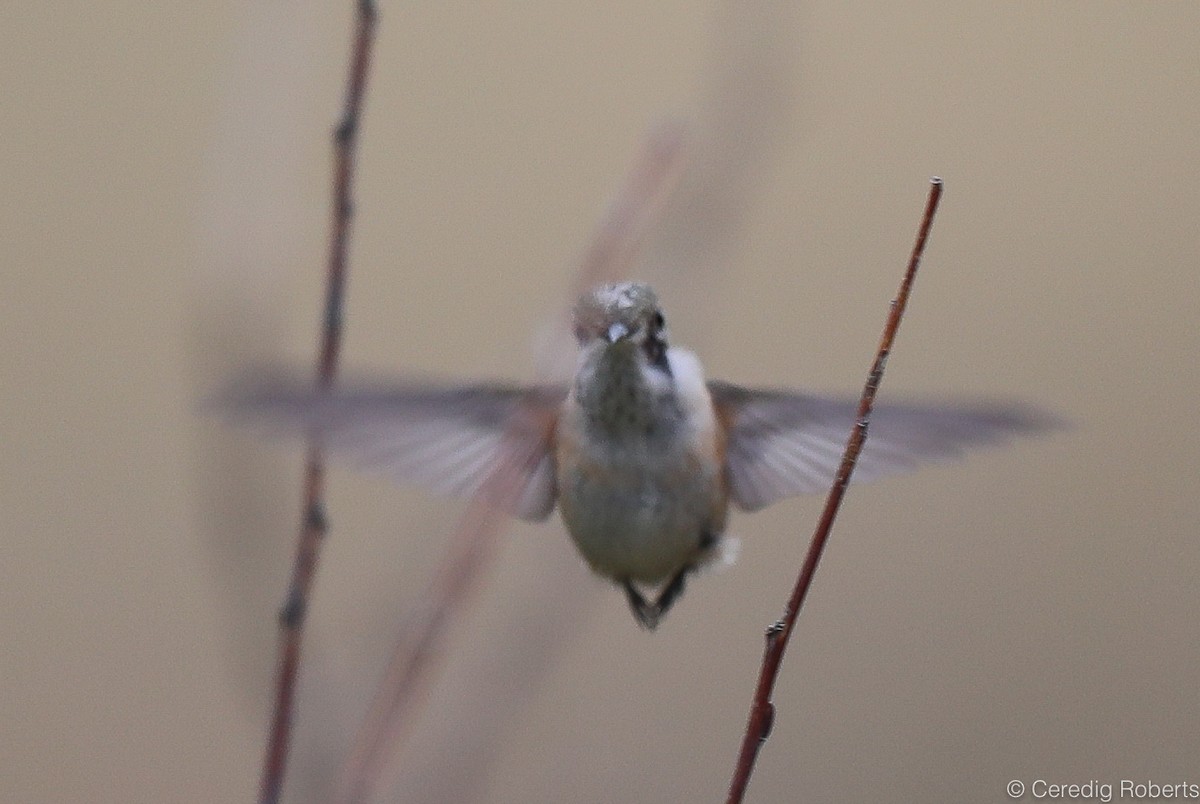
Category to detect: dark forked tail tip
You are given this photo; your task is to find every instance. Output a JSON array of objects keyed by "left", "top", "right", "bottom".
[{"left": 623, "top": 581, "right": 662, "bottom": 630}]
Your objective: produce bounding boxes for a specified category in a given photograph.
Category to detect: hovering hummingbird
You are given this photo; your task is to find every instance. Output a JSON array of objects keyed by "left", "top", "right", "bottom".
[{"left": 222, "top": 282, "right": 1055, "bottom": 629}]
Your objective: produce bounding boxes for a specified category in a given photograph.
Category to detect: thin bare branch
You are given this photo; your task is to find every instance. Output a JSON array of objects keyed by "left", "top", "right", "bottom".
[
  {"left": 726, "top": 178, "right": 945, "bottom": 803},
  {"left": 333, "top": 123, "right": 688, "bottom": 804},
  {"left": 258, "top": 3, "right": 378, "bottom": 803}
]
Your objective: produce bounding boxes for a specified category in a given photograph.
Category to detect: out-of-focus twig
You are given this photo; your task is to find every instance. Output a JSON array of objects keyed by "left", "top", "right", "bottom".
[
  {"left": 574, "top": 120, "right": 688, "bottom": 293},
  {"left": 334, "top": 122, "right": 688, "bottom": 804},
  {"left": 725, "top": 178, "right": 945, "bottom": 804},
  {"left": 258, "top": 3, "right": 378, "bottom": 803}
]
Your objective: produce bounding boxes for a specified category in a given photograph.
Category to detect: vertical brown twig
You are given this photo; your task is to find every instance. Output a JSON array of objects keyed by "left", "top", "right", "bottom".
[
  {"left": 725, "top": 178, "right": 945, "bottom": 804},
  {"left": 257, "top": 3, "right": 378, "bottom": 803},
  {"left": 333, "top": 122, "right": 688, "bottom": 804}
]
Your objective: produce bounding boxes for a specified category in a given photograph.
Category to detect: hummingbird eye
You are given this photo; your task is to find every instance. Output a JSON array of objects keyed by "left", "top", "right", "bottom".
[{"left": 651, "top": 311, "right": 665, "bottom": 330}]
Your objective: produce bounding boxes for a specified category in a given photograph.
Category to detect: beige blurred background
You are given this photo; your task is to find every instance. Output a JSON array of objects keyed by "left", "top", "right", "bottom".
[{"left": 4, "top": 2, "right": 1198, "bottom": 802}]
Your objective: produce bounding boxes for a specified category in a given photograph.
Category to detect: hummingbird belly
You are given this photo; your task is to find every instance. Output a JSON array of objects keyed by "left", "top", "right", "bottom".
[{"left": 556, "top": 449, "right": 727, "bottom": 584}]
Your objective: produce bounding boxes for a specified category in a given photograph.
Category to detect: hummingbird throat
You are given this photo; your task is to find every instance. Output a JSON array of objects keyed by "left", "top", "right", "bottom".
[{"left": 578, "top": 343, "right": 680, "bottom": 440}]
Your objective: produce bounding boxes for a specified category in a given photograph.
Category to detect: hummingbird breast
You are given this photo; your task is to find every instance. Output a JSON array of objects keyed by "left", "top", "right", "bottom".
[{"left": 555, "top": 347, "right": 729, "bottom": 584}]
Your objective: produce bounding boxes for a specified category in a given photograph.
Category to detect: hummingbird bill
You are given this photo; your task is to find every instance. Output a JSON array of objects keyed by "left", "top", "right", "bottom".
[{"left": 220, "top": 282, "right": 1058, "bottom": 629}]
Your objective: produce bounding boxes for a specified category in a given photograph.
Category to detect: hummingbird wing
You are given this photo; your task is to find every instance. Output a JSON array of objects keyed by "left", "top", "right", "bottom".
[
  {"left": 212, "top": 374, "right": 567, "bottom": 522},
  {"left": 708, "top": 381, "right": 1061, "bottom": 512}
]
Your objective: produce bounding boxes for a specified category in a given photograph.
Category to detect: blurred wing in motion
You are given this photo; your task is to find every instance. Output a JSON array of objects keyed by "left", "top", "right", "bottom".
[
  {"left": 213, "top": 374, "right": 567, "bottom": 521},
  {"left": 710, "top": 381, "right": 1063, "bottom": 512}
]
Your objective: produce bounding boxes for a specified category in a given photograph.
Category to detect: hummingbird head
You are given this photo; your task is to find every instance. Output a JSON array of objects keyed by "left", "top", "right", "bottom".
[
  {"left": 572, "top": 282, "right": 669, "bottom": 370},
  {"left": 570, "top": 282, "right": 678, "bottom": 435}
]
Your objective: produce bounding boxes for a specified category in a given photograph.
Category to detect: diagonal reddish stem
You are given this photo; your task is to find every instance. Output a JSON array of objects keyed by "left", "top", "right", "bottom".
[{"left": 726, "top": 178, "right": 945, "bottom": 803}]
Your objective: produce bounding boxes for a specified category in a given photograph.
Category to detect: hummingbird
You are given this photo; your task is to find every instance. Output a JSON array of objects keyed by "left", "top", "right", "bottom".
[{"left": 221, "top": 282, "right": 1055, "bottom": 629}]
